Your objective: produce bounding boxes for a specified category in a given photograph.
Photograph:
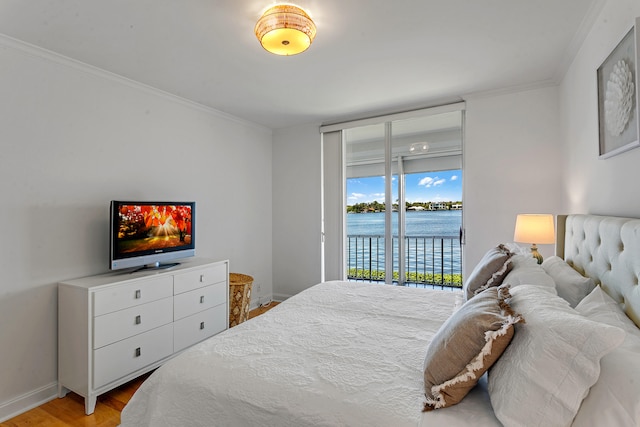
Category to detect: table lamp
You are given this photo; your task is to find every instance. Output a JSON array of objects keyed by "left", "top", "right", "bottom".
[{"left": 513, "top": 214, "right": 555, "bottom": 264}]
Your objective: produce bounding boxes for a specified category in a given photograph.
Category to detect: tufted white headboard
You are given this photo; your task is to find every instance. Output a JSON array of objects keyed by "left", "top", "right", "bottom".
[{"left": 556, "top": 214, "right": 640, "bottom": 328}]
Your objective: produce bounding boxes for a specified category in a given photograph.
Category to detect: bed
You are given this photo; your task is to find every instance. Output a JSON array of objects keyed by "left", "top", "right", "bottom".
[{"left": 120, "top": 214, "right": 640, "bottom": 426}]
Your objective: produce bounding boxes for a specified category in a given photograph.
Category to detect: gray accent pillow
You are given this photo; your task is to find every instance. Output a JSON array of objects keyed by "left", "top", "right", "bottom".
[
  {"left": 423, "top": 285, "right": 523, "bottom": 411},
  {"left": 463, "top": 244, "right": 513, "bottom": 300}
]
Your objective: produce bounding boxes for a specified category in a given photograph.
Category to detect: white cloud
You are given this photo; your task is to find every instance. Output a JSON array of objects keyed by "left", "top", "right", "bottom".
[
  {"left": 419, "top": 177, "right": 435, "bottom": 186},
  {"left": 450, "top": 175, "right": 458, "bottom": 181},
  {"left": 418, "top": 176, "right": 445, "bottom": 188}
]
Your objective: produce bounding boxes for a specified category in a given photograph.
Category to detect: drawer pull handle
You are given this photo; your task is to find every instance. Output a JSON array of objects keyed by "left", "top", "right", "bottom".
[
  {"left": 135, "top": 315, "right": 141, "bottom": 325},
  {"left": 200, "top": 295, "right": 205, "bottom": 304},
  {"left": 200, "top": 322, "right": 205, "bottom": 330},
  {"left": 135, "top": 347, "right": 141, "bottom": 357},
  {"left": 200, "top": 274, "right": 205, "bottom": 282},
  {"left": 135, "top": 290, "right": 141, "bottom": 299}
]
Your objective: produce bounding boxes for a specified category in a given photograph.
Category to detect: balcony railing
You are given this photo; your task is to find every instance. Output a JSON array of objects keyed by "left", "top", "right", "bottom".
[{"left": 347, "top": 235, "right": 462, "bottom": 288}]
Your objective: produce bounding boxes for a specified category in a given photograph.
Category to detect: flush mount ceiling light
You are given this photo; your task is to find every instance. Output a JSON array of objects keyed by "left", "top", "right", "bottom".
[{"left": 254, "top": 4, "right": 316, "bottom": 56}]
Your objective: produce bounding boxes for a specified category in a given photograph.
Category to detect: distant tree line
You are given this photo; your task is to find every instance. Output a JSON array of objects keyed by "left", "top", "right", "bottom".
[{"left": 347, "top": 201, "right": 462, "bottom": 214}]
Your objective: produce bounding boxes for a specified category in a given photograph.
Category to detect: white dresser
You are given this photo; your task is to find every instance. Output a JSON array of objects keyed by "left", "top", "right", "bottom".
[{"left": 58, "top": 258, "right": 228, "bottom": 414}]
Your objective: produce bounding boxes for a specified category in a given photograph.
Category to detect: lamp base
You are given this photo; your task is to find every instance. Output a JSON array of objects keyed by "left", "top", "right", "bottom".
[{"left": 530, "top": 244, "right": 543, "bottom": 264}]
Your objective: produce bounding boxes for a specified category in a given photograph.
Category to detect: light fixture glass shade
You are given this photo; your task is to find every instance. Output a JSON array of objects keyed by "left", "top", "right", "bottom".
[
  {"left": 513, "top": 214, "right": 556, "bottom": 244},
  {"left": 255, "top": 4, "right": 317, "bottom": 56}
]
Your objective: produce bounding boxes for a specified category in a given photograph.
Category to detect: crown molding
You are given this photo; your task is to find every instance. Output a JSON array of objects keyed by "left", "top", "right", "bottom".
[
  {"left": 552, "top": 0, "right": 608, "bottom": 83},
  {"left": 462, "top": 79, "right": 559, "bottom": 101}
]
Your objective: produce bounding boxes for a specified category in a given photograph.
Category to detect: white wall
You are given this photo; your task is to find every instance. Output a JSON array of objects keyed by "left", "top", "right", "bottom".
[
  {"left": 272, "top": 124, "right": 322, "bottom": 300},
  {"left": 463, "top": 86, "right": 564, "bottom": 273},
  {"left": 0, "top": 38, "right": 273, "bottom": 420},
  {"left": 560, "top": 0, "right": 640, "bottom": 216},
  {"left": 270, "top": 84, "right": 565, "bottom": 294}
]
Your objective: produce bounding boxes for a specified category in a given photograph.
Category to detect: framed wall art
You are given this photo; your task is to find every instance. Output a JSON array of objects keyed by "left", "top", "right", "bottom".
[{"left": 597, "top": 18, "right": 640, "bottom": 159}]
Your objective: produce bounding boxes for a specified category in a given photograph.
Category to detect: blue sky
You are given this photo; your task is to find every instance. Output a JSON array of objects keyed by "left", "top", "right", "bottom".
[{"left": 347, "top": 170, "right": 462, "bottom": 205}]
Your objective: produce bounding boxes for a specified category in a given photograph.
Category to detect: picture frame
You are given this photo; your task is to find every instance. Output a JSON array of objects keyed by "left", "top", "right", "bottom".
[{"left": 597, "top": 18, "right": 640, "bottom": 159}]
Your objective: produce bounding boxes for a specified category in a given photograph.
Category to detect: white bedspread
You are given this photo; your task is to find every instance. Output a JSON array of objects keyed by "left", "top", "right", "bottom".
[{"left": 120, "top": 281, "right": 501, "bottom": 426}]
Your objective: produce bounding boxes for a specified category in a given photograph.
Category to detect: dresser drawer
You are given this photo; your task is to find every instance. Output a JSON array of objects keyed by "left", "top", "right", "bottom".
[
  {"left": 93, "top": 276, "right": 173, "bottom": 316},
  {"left": 174, "top": 281, "right": 227, "bottom": 321},
  {"left": 174, "top": 263, "right": 227, "bottom": 295},
  {"left": 93, "top": 323, "right": 173, "bottom": 389},
  {"left": 174, "top": 305, "right": 227, "bottom": 352},
  {"left": 94, "top": 297, "right": 173, "bottom": 349}
]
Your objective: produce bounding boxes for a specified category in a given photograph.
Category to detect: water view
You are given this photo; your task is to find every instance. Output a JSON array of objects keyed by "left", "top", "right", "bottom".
[
  {"left": 346, "top": 169, "right": 462, "bottom": 286},
  {"left": 347, "top": 210, "right": 461, "bottom": 237},
  {"left": 347, "top": 210, "right": 462, "bottom": 285}
]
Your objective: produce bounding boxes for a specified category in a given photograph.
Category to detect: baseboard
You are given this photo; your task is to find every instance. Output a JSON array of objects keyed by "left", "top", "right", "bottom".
[
  {"left": 0, "top": 382, "right": 58, "bottom": 422},
  {"left": 250, "top": 293, "right": 288, "bottom": 310},
  {"left": 272, "top": 293, "right": 291, "bottom": 302}
]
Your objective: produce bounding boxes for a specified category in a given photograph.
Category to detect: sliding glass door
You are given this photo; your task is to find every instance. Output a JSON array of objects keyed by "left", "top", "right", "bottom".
[
  {"left": 342, "top": 109, "right": 463, "bottom": 286},
  {"left": 344, "top": 122, "right": 397, "bottom": 283}
]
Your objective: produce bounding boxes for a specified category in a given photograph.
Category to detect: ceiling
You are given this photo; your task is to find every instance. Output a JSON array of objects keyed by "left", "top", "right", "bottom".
[{"left": 0, "top": 0, "right": 605, "bottom": 130}]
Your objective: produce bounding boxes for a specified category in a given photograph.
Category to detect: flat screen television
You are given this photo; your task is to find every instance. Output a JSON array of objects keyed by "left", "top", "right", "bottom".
[{"left": 110, "top": 201, "right": 195, "bottom": 271}]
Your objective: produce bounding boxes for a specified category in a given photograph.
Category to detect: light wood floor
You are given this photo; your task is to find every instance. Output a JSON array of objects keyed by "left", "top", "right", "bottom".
[
  {"left": 1, "top": 302, "right": 279, "bottom": 427},
  {"left": 248, "top": 300, "right": 279, "bottom": 319}
]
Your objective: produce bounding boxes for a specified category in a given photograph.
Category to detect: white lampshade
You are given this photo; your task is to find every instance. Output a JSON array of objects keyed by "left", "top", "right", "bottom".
[{"left": 514, "top": 214, "right": 555, "bottom": 244}]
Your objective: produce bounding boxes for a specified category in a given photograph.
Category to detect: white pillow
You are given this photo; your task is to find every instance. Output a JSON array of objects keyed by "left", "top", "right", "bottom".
[
  {"left": 575, "top": 285, "right": 640, "bottom": 337},
  {"left": 542, "top": 256, "right": 595, "bottom": 307},
  {"left": 501, "top": 255, "right": 557, "bottom": 293},
  {"left": 488, "top": 285, "right": 625, "bottom": 427},
  {"left": 573, "top": 286, "right": 640, "bottom": 427}
]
